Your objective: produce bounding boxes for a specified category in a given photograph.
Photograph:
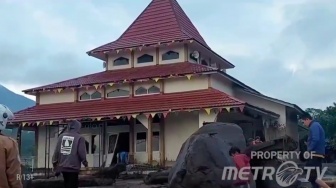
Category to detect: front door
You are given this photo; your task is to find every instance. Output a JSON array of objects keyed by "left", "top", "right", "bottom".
[{"left": 104, "top": 134, "right": 119, "bottom": 167}]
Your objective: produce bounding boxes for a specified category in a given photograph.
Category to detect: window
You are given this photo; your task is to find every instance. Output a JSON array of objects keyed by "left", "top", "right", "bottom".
[
  {"left": 189, "top": 53, "right": 198, "bottom": 62},
  {"left": 135, "top": 87, "right": 148, "bottom": 95},
  {"left": 91, "top": 91, "right": 102, "bottom": 99},
  {"left": 152, "top": 132, "right": 160, "bottom": 151},
  {"left": 113, "top": 57, "right": 129, "bottom": 66},
  {"left": 80, "top": 92, "right": 90, "bottom": 100},
  {"left": 136, "top": 132, "right": 146, "bottom": 152},
  {"left": 201, "top": 59, "right": 208, "bottom": 66},
  {"left": 107, "top": 89, "right": 129, "bottom": 98},
  {"left": 137, "top": 54, "right": 153, "bottom": 63},
  {"left": 162, "top": 51, "right": 179, "bottom": 60},
  {"left": 148, "top": 86, "right": 160, "bottom": 94}
]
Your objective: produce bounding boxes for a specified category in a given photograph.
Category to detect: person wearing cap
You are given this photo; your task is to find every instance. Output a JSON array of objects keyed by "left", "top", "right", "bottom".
[
  {"left": 301, "top": 112, "right": 330, "bottom": 188},
  {"left": 0, "top": 104, "right": 23, "bottom": 188}
]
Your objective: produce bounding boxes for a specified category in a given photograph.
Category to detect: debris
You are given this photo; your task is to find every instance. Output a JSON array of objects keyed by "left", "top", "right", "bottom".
[{"left": 168, "top": 122, "right": 248, "bottom": 188}]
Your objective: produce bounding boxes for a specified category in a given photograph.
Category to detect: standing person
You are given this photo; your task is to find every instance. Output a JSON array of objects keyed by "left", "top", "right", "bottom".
[
  {"left": 52, "top": 120, "right": 88, "bottom": 188},
  {"left": 301, "top": 113, "right": 330, "bottom": 188},
  {"left": 229, "top": 146, "right": 252, "bottom": 188},
  {"left": 0, "top": 104, "right": 23, "bottom": 188}
]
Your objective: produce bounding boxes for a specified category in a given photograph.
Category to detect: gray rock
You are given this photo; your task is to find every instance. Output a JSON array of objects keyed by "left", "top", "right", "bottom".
[{"left": 168, "top": 122, "right": 247, "bottom": 188}]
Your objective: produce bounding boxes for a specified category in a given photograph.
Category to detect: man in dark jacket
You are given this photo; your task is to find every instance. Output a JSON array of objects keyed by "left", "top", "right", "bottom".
[
  {"left": 52, "top": 120, "right": 88, "bottom": 188},
  {"left": 301, "top": 113, "right": 330, "bottom": 188}
]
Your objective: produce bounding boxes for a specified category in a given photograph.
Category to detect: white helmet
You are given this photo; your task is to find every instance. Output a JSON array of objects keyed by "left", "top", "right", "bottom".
[{"left": 0, "top": 104, "right": 14, "bottom": 130}]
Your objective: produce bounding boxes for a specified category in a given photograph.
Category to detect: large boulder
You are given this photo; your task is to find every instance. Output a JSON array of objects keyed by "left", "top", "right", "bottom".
[{"left": 168, "top": 122, "right": 249, "bottom": 188}]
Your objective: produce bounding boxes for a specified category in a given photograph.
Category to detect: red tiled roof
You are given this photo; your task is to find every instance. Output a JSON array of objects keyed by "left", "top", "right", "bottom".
[
  {"left": 89, "top": 0, "right": 209, "bottom": 53},
  {"left": 13, "top": 89, "right": 245, "bottom": 123},
  {"left": 23, "top": 62, "right": 216, "bottom": 92}
]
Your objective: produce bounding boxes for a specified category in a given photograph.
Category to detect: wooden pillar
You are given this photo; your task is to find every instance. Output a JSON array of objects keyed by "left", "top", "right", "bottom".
[
  {"left": 74, "top": 88, "right": 79, "bottom": 102},
  {"left": 131, "top": 51, "right": 135, "bottom": 68},
  {"left": 129, "top": 118, "right": 135, "bottom": 163},
  {"left": 34, "top": 125, "right": 39, "bottom": 169},
  {"left": 159, "top": 116, "right": 165, "bottom": 166},
  {"left": 183, "top": 43, "right": 188, "bottom": 61},
  {"left": 17, "top": 124, "right": 22, "bottom": 154},
  {"left": 155, "top": 47, "right": 159, "bottom": 65},
  {"left": 102, "top": 86, "right": 106, "bottom": 100},
  {"left": 36, "top": 92, "right": 40, "bottom": 105},
  {"left": 147, "top": 116, "right": 153, "bottom": 164}
]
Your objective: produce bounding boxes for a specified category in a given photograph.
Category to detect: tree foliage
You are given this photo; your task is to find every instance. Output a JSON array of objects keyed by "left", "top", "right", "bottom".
[{"left": 306, "top": 102, "right": 336, "bottom": 148}]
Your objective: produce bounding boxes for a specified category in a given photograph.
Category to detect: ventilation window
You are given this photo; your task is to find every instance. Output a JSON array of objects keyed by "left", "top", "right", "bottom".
[
  {"left": 135, "top": 87, "right": 148, "bottom": 95},
  {"left": 162, "top": 51, "right": 179, "bottom": 61},
  {"left": 107, "top": 89, "right": 129, "bottom": 98},
  {"left": 79, "top": 92, "right": 91, "bottom": 100},
  {"left": 148, "top": 86, "right": 160, "bottom": 94},
  {"left": 138, "top": 54, "right": 153, "bottom": 63},
  {"left": 91, "top": 91, "right": 102, "bottom": 99},
  {"left": 113, "top": 57, "right": 129, "bottom": 66}
]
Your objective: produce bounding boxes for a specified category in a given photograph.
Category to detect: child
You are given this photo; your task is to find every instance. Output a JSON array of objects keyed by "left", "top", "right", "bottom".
[{"left": 229, "top": 146, "right": 252, "bottom": 188}]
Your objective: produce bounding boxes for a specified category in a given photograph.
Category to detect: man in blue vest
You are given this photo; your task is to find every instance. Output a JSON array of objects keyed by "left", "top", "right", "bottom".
[{"left": 301, "top": 113, "right": 330, "bottom": 188}]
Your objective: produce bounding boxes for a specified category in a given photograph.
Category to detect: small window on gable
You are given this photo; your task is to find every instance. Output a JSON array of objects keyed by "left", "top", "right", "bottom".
[
  {"left": 107, "top": 89, "right": 129, "bottom": 98},
  {"left": 91, "top": 91, "right": 102, "bottom": 99},
  {"left": 80, "top": 92, "right": 91, "bottom": 101},
  {"left": 137, "top": 54, "right": 153, "bottom": 63},
  {"left": 113, "top": 57, "right": 129, "bottom": 66},
  {"left": 148, "top": 85, "right": 160, "bottom": 94},
  {"left": 162, "top": 51, "right": 179, "bottom": 61},
  {"left": 135, "top": 87, "right": 148, "bottom": 95}
]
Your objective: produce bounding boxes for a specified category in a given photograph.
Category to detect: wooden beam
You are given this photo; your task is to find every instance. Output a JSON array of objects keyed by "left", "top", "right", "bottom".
[
  {"left": 147, "top": 116, "right": 153, "bottom": 164},
  {"left": 159, "top": 116, "right": 165, "bottom": 166}
]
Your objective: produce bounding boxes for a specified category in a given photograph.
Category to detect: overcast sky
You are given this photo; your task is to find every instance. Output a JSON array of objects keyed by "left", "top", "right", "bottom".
[{"left": 0, "top": 0, "right": 335, "bottom": 109}]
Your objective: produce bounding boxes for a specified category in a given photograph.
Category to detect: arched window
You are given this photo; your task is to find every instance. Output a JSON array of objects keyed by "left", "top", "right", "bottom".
[
  {"left": 162, "top": 51, "right": 179, "bottom": 61},
  {"left": 113, "top": 57, "right": 129, "bottom": 66},
  {"left": 107, "top": 89, "right": 129, "bottom": 98},
  {"left": 137, "top": 54, "right": 153, "bottom": 63},
  {"left": 91, "top": 91, "right": 102, "bottom": 99},
  {"left": 135, "top": 87, "right": 148, "bottom": 95},
  {"left": 148, "top": 86, "right": 160, "bottom": 94},
  {"left": 80, "top": 92, "right": 90, "bottom": 100}
]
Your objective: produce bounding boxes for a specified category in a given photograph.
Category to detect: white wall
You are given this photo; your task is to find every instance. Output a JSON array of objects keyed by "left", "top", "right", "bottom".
[
  {"left": 164, "top": 111, "right": 199, "bottom": 162},
  {"left": 164, "top": 75, "right": 208, "bottom": 93},
  {"left": 234, "top": 90, "right": 287, "bottom": 140},
  {"left": 210, "top": 74, "right": 234, "bottom": 95},
  {"left": 107, "top": 51, "right": 132, "bottom": 70},
  {"left": 39, "top": 90, "right": 74, "bottom": 105}
]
